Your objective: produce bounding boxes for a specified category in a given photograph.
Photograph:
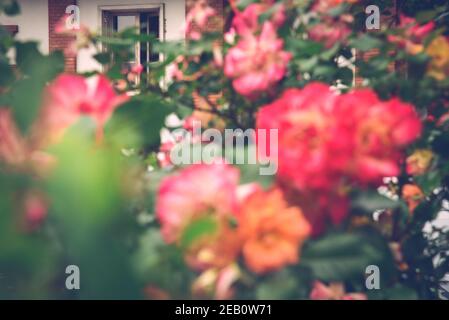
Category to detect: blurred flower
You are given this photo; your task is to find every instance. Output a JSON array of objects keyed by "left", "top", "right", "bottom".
[
  {"left": 144, "top": 285, "right": 170, "bottom": 300},
  {"left": 192, "top": 264, "right": 240, "bottom": 300},
  {"left": 184, "top": 0, "right": 217, "bottom": 40},
  {"left": 310, "top": 281, "right": 367, "bottom": 300},
  {"left": 0, "top": 109, "right": 56, "bottom": 175},
  {"left": 22, "top": 190, "right": 48, "bottom": 231},
  {"left": 224, "top": 22, "right": 292, "bottom": 98},
  {"left": 406, "top": 149, "right": 434, "bottom": 176},
  {"left": 389, "top": 242, "right": 408, "bottom": 271},
  {"left": 40, "top": 74, "right": 129, "bottom": 144},
  {"left": 224, "top": 28, "right": 237, "bottom": 45},
  {"left": 257, "top": 83, "right": 421, "bottom": 234},
  {"left": 388, "top": 15, "right": 435, "bottom": 55},
  {"left": 346, "top": 90, "right": 422, "bottom": 183},
  {"left": 231, "top": 1, "right": 286, "bottom": 35},
  {"left": 426, "top": 36, "right": 449, "bottom": 81},
  {"left": 131, "top": 64, "right": 144, "bottom": 75},
  {"left": 238, "top": 188, "right": 311, "bottom": 274},
  {"left": 55, "top": 14, "right": 92, "bottom": 57},
  {"left": 308, "top": 21, "right": 351, "bottom": 49},
  {"left": 156, "top": 162, "right": 239, "bottom": 244},
  {"left": 123, "top": 63, "right": 145, "bottom": 83},
  {"left": 402, "top": 184, "right": 425, "bottom": 214},
  {"left": 157, "top": 141, "right": 176, "bottom": 168},
  {"left": 282, "top": 187, "right": 350, "bottom": 236},
  {"left": 312, "top": 0, "right": 358, "bottom": 14},
  {"left": 257, "top": 83, "right": 421, "bottom": 192},
  {"left": 257, "top": 83, "right": 343, "bottom": 191},
  {"left": 236, "top": 183, "right": 262, "bottom": 203},
  {"left": 184, "top": 217, "right": 241, "bottom": 271},
  {"left": 166, "top": 55, "right": 204, "bottom": 82},
  {"left": 0, "top": 108, "right": 27, "bottom": 166}
]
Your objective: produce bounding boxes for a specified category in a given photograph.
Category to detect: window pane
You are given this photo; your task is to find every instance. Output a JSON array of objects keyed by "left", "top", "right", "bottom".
[
  {"left": 148, "top": 14, "right": 160, "bottom": 62},
  {"left": 139, "top": 12, "right": 160, "bottom": 66},
  {"left": 116, "top": 15, "right": 135, "bottom": 32}
]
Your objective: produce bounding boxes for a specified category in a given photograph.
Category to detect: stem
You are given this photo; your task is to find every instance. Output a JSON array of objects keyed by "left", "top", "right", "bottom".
[{"left": 96, "top": 126, "right": 104, "bottom": 146}]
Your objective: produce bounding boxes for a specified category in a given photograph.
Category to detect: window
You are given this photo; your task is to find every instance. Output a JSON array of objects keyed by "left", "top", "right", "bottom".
[{"left": 102, "top": 7, "right": 162, "bottom": 72}]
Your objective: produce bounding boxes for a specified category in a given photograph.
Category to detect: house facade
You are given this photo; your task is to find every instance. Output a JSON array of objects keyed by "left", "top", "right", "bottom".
[{"left": 0, "top": 0, "right": 224, "bottom": 73}]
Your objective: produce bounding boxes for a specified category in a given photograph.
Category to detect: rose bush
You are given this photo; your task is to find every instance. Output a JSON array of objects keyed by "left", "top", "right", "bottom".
[{"left": 0, "top": 0, "right": 448, "bottom": 300}]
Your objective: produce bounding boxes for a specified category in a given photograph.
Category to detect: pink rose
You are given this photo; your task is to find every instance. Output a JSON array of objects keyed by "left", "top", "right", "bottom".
[
  {"left": 308, "top": 22, "right": 351, "bottom": 49},
  {"left": 156, "top": 162, "right": 239, "bottom": 243},
  {"left": 224, "top": 22, "right": 292, "bottom": 98},
  {"left": 41, "top": 74, "right": 129, "bottom": 143}
]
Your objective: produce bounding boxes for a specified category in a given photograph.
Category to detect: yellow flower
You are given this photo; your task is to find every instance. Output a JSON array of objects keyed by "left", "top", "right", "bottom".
[
  {"left": 406, "top": 149, "right": 434, "bottom": 176},
  {"left": 426, "top": 36, "right": 449, "bottom": 81}
]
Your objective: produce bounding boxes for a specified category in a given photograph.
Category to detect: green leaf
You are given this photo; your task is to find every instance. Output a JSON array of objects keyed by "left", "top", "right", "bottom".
[
  {"left": 337, "top": 67, "right": 354, "bottom": 86},
  {"left": 131, "top": 228, "right": 195, "bottom": 298},
  {"left": 351, "top": 34, "right": 383, "bottom": 51},
  {"left": 2, "top": 42, "right": 64, "bottom": 133},
  {"left": 93, "top": 52, "right": 111, "bottom": 65},
  {"left": 0, "top": 59, "right": 14, "bottom": 86},
  {"left": 351, "top": 191, "right": 399, "bottom": 213},
  {"left": 230, "top": 146, "right": 274, "bottom": 189},
  {"left": 298, "top": 56, "right": 319, "bottom": 72},
  {"left": 236, "top": 0, "right": 258, "bottom": 10},
  {"left": 320, "top": 44, "right": 340, "bottom": 60},
  {"left": 255, "top": 270, "right": 303, "bottom": 300},
  {"left": 1, "top": 0, "right": 20, "bottom": 16},
  {"left": 45, "top": 130, "right": 141, "bottom": 299},
  {"left": 286, "top": 39, "right": 323, "bottom": 57},
  {"left": 180, "top": 216, "right": 218, "bottom": 249},
  {"left": 301, "top": 230, "right": 395, "bottom": 282},
  {"left": 414, "top": 170, "right": 442, "bottom": 195},
  {"left": 106, "top": 94, "right": 174, "bottom": 148}
]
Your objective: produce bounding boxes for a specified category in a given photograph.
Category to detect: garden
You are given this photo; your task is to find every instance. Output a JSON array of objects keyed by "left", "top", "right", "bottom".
[{"left": 0, "top": 0, "right": 448, "bottom": 300}]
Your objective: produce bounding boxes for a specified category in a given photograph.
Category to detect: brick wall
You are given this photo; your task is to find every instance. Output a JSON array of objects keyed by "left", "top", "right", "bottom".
[
  {"left": 186, "top": 0, "right": 225, "bottom": 35},
  {"left": 186, "top": 0, "right": 225, "bottom": 111},
  {"left": 355, "top": 1, "right": 398, "bottom": 86},
  {"left": 48, "top": 0, "right": 77, "bottom": 73},
  {"left": 207, "top": 0, "right": 224, "bottom": 32}
]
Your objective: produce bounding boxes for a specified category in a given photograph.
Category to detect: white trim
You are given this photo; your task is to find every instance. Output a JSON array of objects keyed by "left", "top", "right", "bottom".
[
  {"left": 76, "top": 0, "right": 184, "bottom": 73},
  {"left": 97, "top": 3, "right": 165, "bottom": 42},
  {"left": 97, "top": 3, "right": 166, "bottom": 73}
]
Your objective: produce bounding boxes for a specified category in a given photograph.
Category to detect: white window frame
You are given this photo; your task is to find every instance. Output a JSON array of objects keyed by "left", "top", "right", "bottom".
[{"left": 98, "top": 3, "right": 166, "bottom": 68}]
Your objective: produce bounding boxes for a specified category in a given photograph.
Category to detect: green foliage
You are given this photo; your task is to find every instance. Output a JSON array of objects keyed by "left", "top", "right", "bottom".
[
  {"left": 106, "top": 94, "right": 175, "bottom": 149},
  {"left": 301, "top": 229, "right": 396, "bottom": 283},
  {"left": 0, "top": 41, "right": 64, "bottom": 133},
  {"left": 45, "top": 129, "right": 141, "bottom": 299},
  {"left": 0, "top": 174, "right": 57, "bottom": 299},
  {"left": 0, "top": 0, "right": 19, "bottom": 16},
  {"left": 1, "top": 0, "right": 448, "bottom": 300}
]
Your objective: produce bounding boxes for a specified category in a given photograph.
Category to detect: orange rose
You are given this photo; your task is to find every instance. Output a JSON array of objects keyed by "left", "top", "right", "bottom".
[
  {"left": 406, "top": 149, "right": 434, "bottom": 176},
  {"left": 402, "top": 184, "right": 425, "bottom": 214},
  {"left": 238, "top": 188, "right": 311, "bottom": 274},
  {"left": 185, "top": 218, "right": 241, "bottom": 271}
]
